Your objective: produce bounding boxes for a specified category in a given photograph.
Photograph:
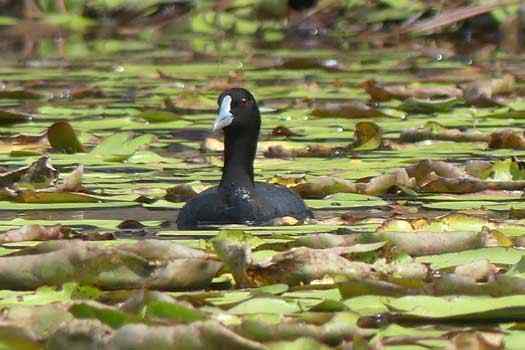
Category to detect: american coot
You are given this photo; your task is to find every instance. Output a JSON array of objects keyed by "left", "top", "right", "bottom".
[{"left": 177, "top": 88, "right": 312, "bottom": 229}]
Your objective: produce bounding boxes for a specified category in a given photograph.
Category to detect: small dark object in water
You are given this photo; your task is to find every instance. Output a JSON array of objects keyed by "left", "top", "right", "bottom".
[
  {"left": 117, "top": 220, "right": 145, "bottom": 230},
  {"left": 116, "top": 219, "right": 150, "bottom": 238},
  {"left": 177, "top": 88, "right": 312, "bottom": 229}
]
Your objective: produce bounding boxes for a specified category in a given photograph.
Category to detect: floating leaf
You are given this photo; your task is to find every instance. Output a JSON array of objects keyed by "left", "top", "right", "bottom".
[
  {"left": 360, "top": 79, "right": 462, "bottom": 102},
  {"left": 462, "top": 74, "right": 515, "bottom": 107},
  {"left": 90, "top": 133, "right": 155, "bottom": 162},
  {"left": 0, "top": 110, "right": 32, "bottom": 124},
  {"left": 399, "top": 97, "right": 463, "bottom": 113},
  {"left": 137, "top": 110, "right": 179, "bottom": 123},
  {"left": 0, "top": 89, "right": 43, "bottom": 100},
  {"left": 47, "top": 121, "right": 84, "bottom": 154},
  {"left": 312, "top": 101, "right": 390, "bottom": 119},
  {"left": 352, "top": 121, "right": 383, "bottom": 151},
  {"left": 0, "top": 240, "right": 222, "bottom": 290},
  {"left": 1, "top": 224, "right": 72, "bottom": 243}
]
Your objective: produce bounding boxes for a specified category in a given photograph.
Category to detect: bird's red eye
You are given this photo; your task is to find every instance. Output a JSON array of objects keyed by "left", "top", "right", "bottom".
[{"left": 240, "top": 98, "right": 248, "bottom": 106}]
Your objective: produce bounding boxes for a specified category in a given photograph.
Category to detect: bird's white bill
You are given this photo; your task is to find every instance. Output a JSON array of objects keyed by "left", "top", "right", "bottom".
[{"left": 213, "top": 95, "right": 234, "bottom": 131}]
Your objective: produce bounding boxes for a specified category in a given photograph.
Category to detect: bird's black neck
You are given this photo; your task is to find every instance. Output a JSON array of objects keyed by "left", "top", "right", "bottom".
[{"left": 220, "top": 125, "right": 259, "bottom": 189}]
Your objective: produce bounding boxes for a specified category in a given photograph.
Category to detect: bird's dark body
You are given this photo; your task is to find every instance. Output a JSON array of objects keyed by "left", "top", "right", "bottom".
[
  {"left": 177, "top": 182, "right": 311, "bottom": 229},
  {"left": 176, "top": 88, "right": 312, "bottom": 229}
]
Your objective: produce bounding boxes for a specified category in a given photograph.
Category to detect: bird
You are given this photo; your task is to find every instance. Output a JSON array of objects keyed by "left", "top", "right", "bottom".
[{"left": 177, "top": 88, "right": 312, "bottom": 229}]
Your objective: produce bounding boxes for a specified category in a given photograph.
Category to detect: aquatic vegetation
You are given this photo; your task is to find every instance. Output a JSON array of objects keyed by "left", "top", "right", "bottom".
[{"left": 0, "top": 1, "right": 525, "bottom": 349}]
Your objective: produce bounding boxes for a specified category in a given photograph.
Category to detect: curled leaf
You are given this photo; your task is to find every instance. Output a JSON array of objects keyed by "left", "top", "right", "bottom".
[
  {"left": 352, "top": 121, "right": 382, "bottom": 151},
  {"left": 47, "top": 121, "right": 84, "bottom": 154}
]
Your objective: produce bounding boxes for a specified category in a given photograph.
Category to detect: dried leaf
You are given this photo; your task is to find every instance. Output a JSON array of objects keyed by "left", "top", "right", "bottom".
[
  {"left": 488, "top": 129, "right": 525, "bottom": 150},
  {"left": 312, "top": 101, "right": 389, "bottom": 119},
  {"left": 1, "top": 224, "right": 72, "bottom": 243},
  {"left": 462, "top": 75, "right": 515, "bottom": 107},
  {"left": 352, "top": 121, "right": 383, "bottom": 151},
  {"left": 0, "top": 109, "right": 32, "bottom": 124},
  {"left": 400, "top": 122, "right": 490, "bottom": 143},
  {"left": 165, "top": 184, "right": 198, "bottom": 202},
  {"left": 0, "top": 240, "right": 221, "bottom": 290},
  {"left": 361, "top": 79, "right": 462, "bottom": 102}
]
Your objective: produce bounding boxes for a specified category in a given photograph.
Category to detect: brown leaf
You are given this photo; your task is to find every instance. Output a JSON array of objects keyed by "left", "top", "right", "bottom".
[
  {"left": 379, "top": 231, "right": 484, "bottom": 257},
  {"left": 311, "top": 101, "right": 389, "bottom": 119},
  {"left": 16, "top": 191, "right": 98, "bottom": 204},
  {"left": 400, "top": 122, "right": 490, "bottom": 143},
  {"left": 271, "top": 126, "right": 300, "bottom": 138},
  {"left": 420, "top": 176, "right": 488, "bottom": 194},
  {"left": 360, "top": 79, "right": 462, "bottom": 102},
  {"left": 488, "top": 129, "right": 525, "bottom": 150},
  {"left": 264, "top": 144, "right": 345, "bottom": 159},
  {"left": 117, "top": 220, "right": 145, "bottom": 229},
  {"left": 0, "top": 240, "right": 222, "bottom": 290},
  {"left": 454, "top": 259, "right": 496, "bottom": 282},
  {"left": 247, "top": 247, "right": 372, "bottom": 286},
  {"left": 201, "top": 137, "right": 224, "bottom": 152},
  {"left": 237, "top": 318, "right": 373, "bottom": 345},
  {"left": 402, "top": 1, "right": 516, "bottom": 34},
  {"left": 269, "top": 216, "right": 299, "bottom": 226},
  {"left": 1, "top": 224, "right": 72, "bottom": 243},
  {"left": 293, "top": 176, "right": 357, "bottom": 198},
  {"left": 352, "top": 121, "right": 383, "bottom": 151},
  {"left": 293, "top": 168, "right": 415, "bottom": 198},
  {"left": 462, "top": 74, "right": 515, "bottom": 107},
  {"left": 54, "top": 165, "right": 84, "bottom": 192},
  {"left": 157, "top": 69, "right": 175, "bottom": 80},
  {"left": 358, "top": 169, "right": 415, "bottom": 196},
  {"left": 408, "top": 159, "right": 467, "bottom": 186},
  {"left": 0, "top": 156, "right": 57, "bottom": 189},
  {"left": 0, "top": 109, "right": 32, "bottom": 124},
  {"left": 451, "top": 331, "right": 504, "bottom": 350},
  {"left": 0, "top": 89, "right": 43, "bottom": 99},
  {"left": 106, "top": 322, "right": 265, "bottom": 350},
  {"left": 270, "top": 174, "right": 306, "bottom": 187},
  {"left": 165, "top": 184, "right": 198, "bottom": 203},
  {"left": 68, "top": 85, "right": 105, "bottom": 99},
  {"left": 0, "top": 133, "right": 47, "bottom": 145}
]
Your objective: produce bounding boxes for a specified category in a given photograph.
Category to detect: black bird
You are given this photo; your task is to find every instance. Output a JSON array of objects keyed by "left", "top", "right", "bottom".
[{"left": 177, "top": 88, "right": 312, "bottom": 229}]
